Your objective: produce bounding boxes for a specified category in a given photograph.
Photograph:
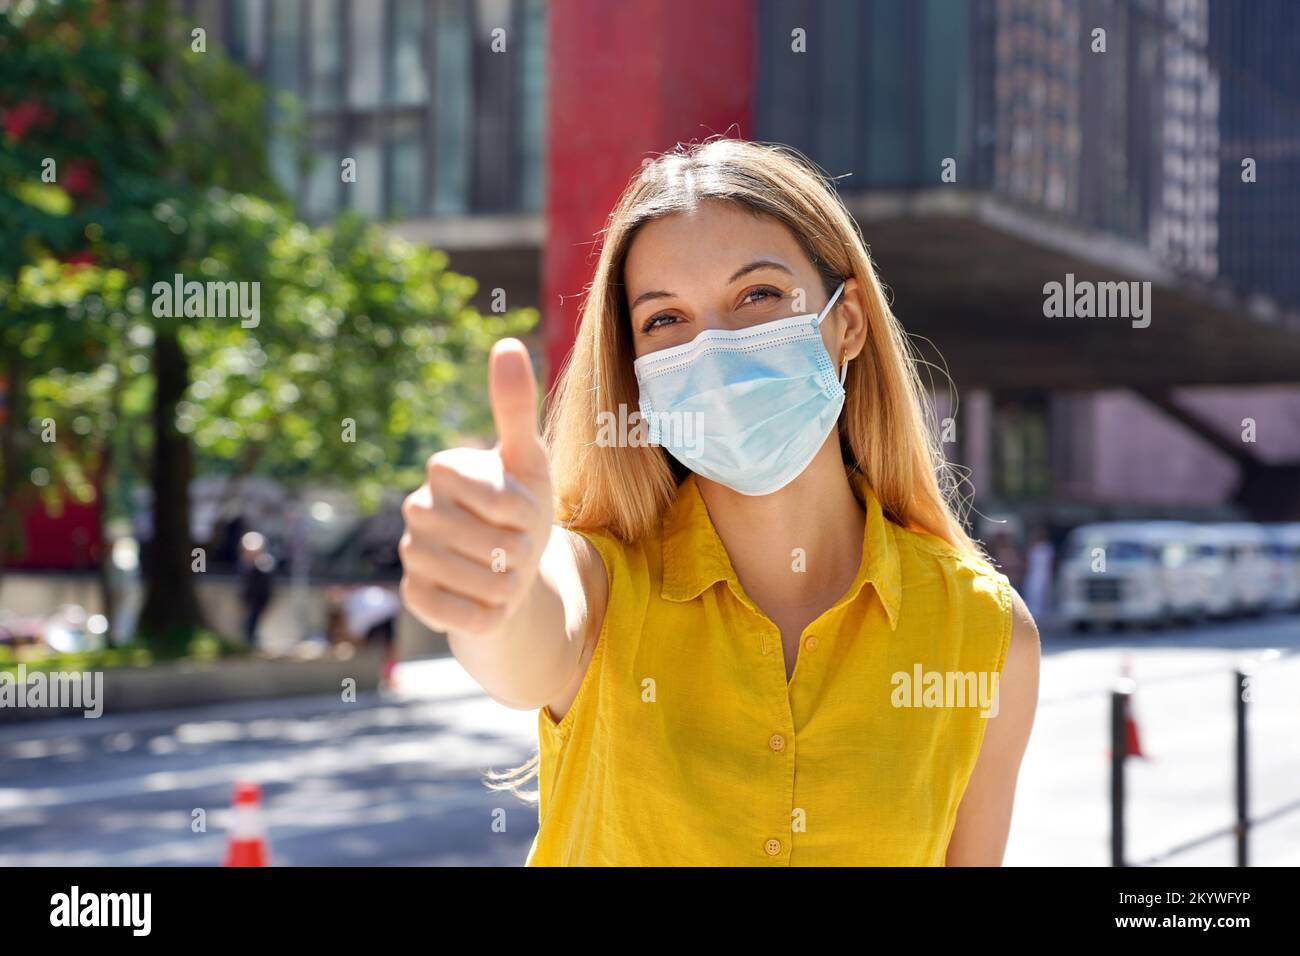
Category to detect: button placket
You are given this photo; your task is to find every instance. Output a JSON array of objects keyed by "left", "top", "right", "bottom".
[{"left": 733, "top": 589, "right": 799, "bottom": 865}]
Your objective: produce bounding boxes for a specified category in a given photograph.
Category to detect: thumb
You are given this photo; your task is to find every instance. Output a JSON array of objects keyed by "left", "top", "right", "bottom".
[{"left": 488, "top": 338, "right": 549, "bottom": 484}]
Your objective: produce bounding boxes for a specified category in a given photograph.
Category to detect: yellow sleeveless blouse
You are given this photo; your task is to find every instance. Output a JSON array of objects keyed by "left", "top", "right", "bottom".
[{"left": 525, "top": 472, "right": 1013, "bottom": 866}]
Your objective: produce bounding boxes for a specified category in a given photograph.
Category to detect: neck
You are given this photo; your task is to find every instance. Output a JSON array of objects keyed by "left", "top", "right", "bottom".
[{"left": 696, "top": 436, "right": 865, "bottom": 615}]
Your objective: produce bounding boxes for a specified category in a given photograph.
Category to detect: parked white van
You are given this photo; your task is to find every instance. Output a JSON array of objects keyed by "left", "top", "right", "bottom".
[
  {"left": 1263, "top": 524, "right": 1300, "bottom": 611},
  {"left": 1057, "top": 522, "right": 1200, "bottom": 629},
  {"left": 1184, "top": 524, "right": 1236, "bottom": 618},
  {"left": 1206, "top": 523, "right": 1277, "bottom": 614}
]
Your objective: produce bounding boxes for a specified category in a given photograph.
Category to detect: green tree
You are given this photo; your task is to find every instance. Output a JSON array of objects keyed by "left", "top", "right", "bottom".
[{"left": 1, "top": 0, "right": 535, "bottom": 655}]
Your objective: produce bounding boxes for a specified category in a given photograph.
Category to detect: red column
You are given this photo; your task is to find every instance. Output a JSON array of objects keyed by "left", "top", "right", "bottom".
[{"left": 541, "top": 0, "right": 755, "bottom": 387}]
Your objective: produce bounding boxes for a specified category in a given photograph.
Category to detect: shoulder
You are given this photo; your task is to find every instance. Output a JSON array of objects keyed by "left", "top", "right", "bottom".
[
  {"left": 563, "top": 525, "right": 649, "bottom": 591},
  {"left": 558, "top": 524, "right": 657, "bottom": 636},
  {"left": 892, "top": 525, "right": 1033, "bottom": 672},
  {"left": 553, "top": 527, "right": 620, "bottom": 637},
  {"left": 894, "top": 524, "right": 1012, "bottom": 604},
  {"left": 1004, "top": 585, "right": 1041, "bottom": 680}
]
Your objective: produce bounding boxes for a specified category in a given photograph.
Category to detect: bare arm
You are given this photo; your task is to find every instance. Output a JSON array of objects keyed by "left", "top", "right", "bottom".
[
  {"left": 399, "top": 339, "right": 607, "bottom": 716},
  {"left": 945, "top": 587, "right": 1041, "bottom": 866},
  {"left": 446, "top": 523, "right": 607, "bottom": 714}
]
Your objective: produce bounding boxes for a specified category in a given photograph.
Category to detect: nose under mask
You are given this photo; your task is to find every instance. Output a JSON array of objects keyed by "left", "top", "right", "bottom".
[{"left": 633, "top": 282, "right": 848, "bottom": 495}]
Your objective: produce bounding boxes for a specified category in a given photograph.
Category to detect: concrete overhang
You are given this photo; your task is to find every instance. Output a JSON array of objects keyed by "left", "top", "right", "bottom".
[
  {"left": 846, "top": 190, "right": 1300, "bottom": 390},
  {"left": 386, "top": 213, "right": 543, "bottom": 315}
]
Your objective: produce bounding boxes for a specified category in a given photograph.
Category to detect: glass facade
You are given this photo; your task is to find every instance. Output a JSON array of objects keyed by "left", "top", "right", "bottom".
[
  {"left": 1210, "top": 0, "right": 1300, "bottom": 309},
  {"left": 756, "top": 0, "right": 1297, "bottom": 311},
  {"left": 756, "top": 0, "right": 973, "bottom": 189},
  {"left": 206, "top": 0, "right": 547, "bottom": 222},
  {"left": 756, "top": 0, "right": 1300, "bottom": 507}
]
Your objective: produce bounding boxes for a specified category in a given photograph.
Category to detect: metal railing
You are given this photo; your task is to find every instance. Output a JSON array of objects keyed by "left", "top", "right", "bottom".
[{"left": 1110, "top": 659, "right": 1300, "bottom": 866}]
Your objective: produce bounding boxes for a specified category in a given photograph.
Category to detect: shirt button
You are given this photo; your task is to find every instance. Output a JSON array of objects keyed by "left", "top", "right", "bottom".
[
  {"left": 804, "top": 636, "right": 819, "bottom": 651},
  {"left": 768, "top": 733, "right": 786, "bottom": 752},
  {"left": 764, "top": 838, "right": 782, "bottom": 856}
]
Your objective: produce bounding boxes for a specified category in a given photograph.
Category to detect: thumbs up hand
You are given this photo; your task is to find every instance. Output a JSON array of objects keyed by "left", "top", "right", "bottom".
[
  {"left": 400, "top": 339, "right": 554, "bottom": 638},
  {"left": 487, "top": 337, "right": 552, "bottom": 497}
]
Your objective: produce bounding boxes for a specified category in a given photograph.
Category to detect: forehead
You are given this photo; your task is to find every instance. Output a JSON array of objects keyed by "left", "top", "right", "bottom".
[{"left": 623, "top": 201, "right": 809, "bottom": 289}]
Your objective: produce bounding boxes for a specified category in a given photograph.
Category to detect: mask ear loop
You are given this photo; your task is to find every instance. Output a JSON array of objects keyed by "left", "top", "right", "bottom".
[
  {"left": 816, "top": 281, "right": 849, "bottom": 387},
  {"left": 816, "top": 282, "right": 846, "bottom": 325}
]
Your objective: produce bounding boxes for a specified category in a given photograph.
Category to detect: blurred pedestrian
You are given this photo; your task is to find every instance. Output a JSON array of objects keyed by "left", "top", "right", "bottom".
[
  {"left": 1023, "top": 526, "right": 1055, "bottom": 624},
  {"left": 341, "top": 585, "right": 401, "bottom": 688},
  {"left": 238, "top": 531, "right": 276, "bottom": 649}
]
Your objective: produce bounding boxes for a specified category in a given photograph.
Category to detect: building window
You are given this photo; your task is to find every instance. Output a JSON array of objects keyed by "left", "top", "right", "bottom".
[
  {"left": 755, "top": 0, "right": 970, "bottom": 191},
  {"left": 349, "top": 139, "right": 385, "bottom": 218},
  {"left": 390, "top": 139, "right": 424, "bottom": 220},
  {"left": 266, "top": 0, "right": 302, "bottom": 118},
  {"left": 304, "top": 142, "right": 341, "bottom": 220},
  {"left": 516, "top": 0, "right": 547, "bottom": 212},
  {"left": 231, "top": 0, "right": 545, "bottom": 222},
  {"left": 347, "top": 1, "right": 384, "bottom": 109},
  {"left": 391, "top": 0, "right": 428, "bottom": 106},
  {"left": 994, "top": 393, "right": 1051, "bottom": 500},
  {"left": 433, "top": 0, "right": 472, "bottom": 215},
  {"left": 308, "top": 0, "right": 343, "bottom": 110}
]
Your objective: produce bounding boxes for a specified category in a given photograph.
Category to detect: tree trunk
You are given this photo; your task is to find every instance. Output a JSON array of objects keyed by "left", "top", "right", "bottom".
[
  {"left": 137, "top": 329, "right": 204, "bottom": 654},
  {"left": 0, "top": 360, "right": 27, "bottom": 595},
  {"left": 94, "top": 412, "right": 118, "bottom": 645},
  {"left": 134, "top": 0, "right": 203, "bottom": 655}
]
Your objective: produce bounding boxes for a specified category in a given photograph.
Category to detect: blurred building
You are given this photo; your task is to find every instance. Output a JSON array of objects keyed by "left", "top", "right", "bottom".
[
  {"left": 753, "top": 0, "right": 1300, "bottom": 528},
  {"left": 192, "top": 0, "right": 1300, "bottom": 535},
  {"left": 186, "top": 0, "right": 545, "bottom": 300}
]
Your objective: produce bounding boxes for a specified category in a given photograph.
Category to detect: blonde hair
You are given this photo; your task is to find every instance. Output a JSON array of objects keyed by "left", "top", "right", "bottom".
[{"left": 487, "top": 138, "right": 980, "bottom": 803}]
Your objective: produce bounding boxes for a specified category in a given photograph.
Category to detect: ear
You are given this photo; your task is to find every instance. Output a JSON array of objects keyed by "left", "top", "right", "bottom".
[{"left": 836, "top": 276, "right": 869, "bottom": 362}]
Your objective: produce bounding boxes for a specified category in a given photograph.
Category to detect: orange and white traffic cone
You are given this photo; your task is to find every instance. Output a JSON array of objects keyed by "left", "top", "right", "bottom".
[
  {"left": 223, "top": 780, "right": 270, "bottom": 867},
  {"left": 1120, "top": 656, "right": 1146, "bottom": 759}
]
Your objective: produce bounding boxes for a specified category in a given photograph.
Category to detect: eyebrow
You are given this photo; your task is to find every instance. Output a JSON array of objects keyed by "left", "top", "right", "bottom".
[{"left": 628, "top": 259, "right": 794, "bottom": 312}]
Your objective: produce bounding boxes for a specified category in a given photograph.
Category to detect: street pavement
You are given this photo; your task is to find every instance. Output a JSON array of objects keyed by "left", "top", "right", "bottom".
[
  {"left": 1006, "top": 612, "right": 1300, "bottom": 867},
  {"left": 1, "top": 614, "right": 1297, "bottom": 866},
  {"left": 0, "top": 662, "right": 540, "bottom": 866}
]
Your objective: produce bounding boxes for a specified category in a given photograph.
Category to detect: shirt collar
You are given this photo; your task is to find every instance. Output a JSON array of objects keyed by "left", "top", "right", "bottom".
[{"left": 659, "top": 471, "right": 901, "bottom": 630}]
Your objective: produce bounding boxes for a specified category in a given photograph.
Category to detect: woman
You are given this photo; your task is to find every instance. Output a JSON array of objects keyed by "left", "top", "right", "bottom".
[{"left": 400, "top": 138, "right": 1040, "bottom": 866}]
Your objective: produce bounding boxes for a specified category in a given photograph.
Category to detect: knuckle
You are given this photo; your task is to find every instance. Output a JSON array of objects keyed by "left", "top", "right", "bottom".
[
  {"left": 498, "top": 494, "right": 532, "bottom": 528},
  {"left": 419, "top": 545, "right": 445, "bottom": 578},
  {"left": 426, "top": 451, "right": 458, "bottom": 484},
  {"left": 399, "top": 576, "right": 432, "bottom": 625},
  {"left": 487, "top": 569, "right": 516, "bottom": 603},
  {"left": 402, "top": 485, "right": 433, "bottom": 524},
  {"left": 426, "top": 590, "right": 460, "bottom": 630},
  {"left": 504, "top": 532, "right": 530, "bottom": 564}
]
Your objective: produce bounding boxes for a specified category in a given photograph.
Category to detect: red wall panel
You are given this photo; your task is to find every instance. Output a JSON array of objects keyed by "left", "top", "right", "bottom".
[{"left": 541, "top": 0, "right": 755, "bottom": 386}]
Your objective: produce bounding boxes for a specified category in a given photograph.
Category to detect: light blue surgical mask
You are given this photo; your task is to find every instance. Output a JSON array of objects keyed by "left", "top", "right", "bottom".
[{"left": 634, "top": 282, "right": 848, "bottom": 496}]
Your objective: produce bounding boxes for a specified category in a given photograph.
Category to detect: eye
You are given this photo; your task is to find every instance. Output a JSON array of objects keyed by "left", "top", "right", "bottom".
[
  {"left": 640, "top": 311, "right": 681, "bottom": 334},
  {"left": 740, "top": 286, "right": 784, "bottom": 307}
]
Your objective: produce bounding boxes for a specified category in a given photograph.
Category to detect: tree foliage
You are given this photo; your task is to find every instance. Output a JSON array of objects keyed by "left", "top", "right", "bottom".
[{"left": 0, "top": 0, "right": 536, "bottom": 652}]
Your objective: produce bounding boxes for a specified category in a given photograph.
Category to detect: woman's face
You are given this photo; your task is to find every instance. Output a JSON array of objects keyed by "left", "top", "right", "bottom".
[{"left": 623, "top": 199, "right": 865, "bottom": 364}]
